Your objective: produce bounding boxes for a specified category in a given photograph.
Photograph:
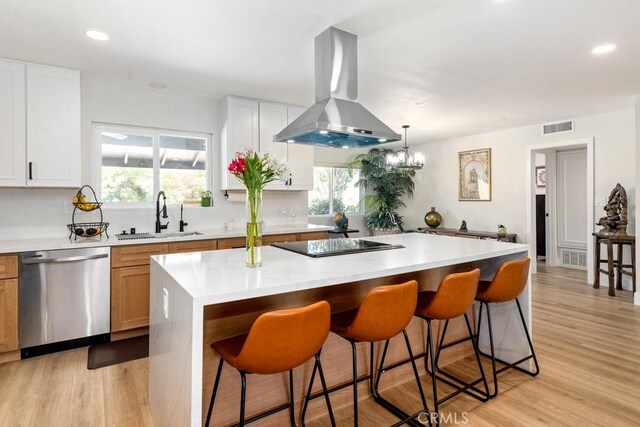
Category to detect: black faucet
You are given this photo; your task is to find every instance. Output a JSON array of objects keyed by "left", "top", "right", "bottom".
[
  {"left": 179, "top": 204, "right": 188, "bottom": 232},
  {"left": 155, "top": 191, "right": 169, "bottom": 233}
]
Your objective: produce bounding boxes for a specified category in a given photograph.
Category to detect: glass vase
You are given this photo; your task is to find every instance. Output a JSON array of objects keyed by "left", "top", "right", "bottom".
[{"left": 245, "top": 188, "right": 263, "bottom": 267}]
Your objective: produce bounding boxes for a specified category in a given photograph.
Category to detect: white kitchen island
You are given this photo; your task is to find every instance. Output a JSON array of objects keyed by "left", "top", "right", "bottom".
[{"left": 149, "top": 233, "right": 530, "bottom": 427}]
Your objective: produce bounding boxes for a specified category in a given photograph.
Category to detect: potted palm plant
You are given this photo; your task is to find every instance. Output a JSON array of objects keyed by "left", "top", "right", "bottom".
[{"left": 350, "top": 148, "right": 416, "bottom": 234}]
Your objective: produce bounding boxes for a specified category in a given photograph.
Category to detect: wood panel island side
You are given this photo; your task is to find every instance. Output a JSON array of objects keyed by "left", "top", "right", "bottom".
[{"left": 149, "top": 233, "right": 530, "bottom": 426}]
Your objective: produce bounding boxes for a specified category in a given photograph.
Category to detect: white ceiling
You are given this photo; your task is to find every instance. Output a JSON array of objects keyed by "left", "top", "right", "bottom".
[{"left": 1, "top": 0, "right": 640, "bottom": 143}]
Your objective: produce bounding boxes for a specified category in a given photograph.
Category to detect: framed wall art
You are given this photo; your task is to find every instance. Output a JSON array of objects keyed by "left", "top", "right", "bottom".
[
  {"left": 458, "top": 148, "right": 491, "bottom": 201},
  {"left": 535, "top": 166, "right": 546, "bottom": 188}
]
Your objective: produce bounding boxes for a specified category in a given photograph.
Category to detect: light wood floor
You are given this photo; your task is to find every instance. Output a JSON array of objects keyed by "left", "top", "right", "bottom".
[{"left": 1, "top": 265, "right": 639, "bottom": 426}]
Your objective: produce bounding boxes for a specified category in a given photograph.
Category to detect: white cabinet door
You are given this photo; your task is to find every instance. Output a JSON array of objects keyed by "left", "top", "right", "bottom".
[
  {"left": 26, "top": 64, "right": 80, "bottom": 187},
  {"left": 259, "top": 102, "right": 288, "bottom": 190},
  {"left": 219, "top": 96, "right": 259, "bottom": 190},
  {"left": 286, "top": 105, "right": 314, "bottom": 190},
  {"left": 0, "top": 60, "right": 26, "bottom": 187}
]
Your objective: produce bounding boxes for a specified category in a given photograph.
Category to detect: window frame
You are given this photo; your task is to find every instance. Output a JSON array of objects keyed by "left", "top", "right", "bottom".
[
  {"left": 93, "top": 122, "right": 212, "bottom": 208},
  {"left": 308, "top": 163, "right": 364, "bottom": 217}
]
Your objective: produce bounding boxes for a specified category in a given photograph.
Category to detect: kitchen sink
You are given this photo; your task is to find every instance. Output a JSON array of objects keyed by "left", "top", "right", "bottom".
[{"left": 116, "top": 231, "right": 204, "bottom": 241}]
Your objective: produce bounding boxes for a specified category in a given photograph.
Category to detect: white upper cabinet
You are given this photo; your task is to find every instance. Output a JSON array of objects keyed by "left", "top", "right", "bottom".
[
  {"left": 0, "top": 60, "right": 26, "bottom": 187},
  {"left": 285, "top": 105, "right": 313, "bottom": 190},
  {"left": 26, "top": 64, "right": 81, "bottom": 187},
  {"left": 219, "top": 96, "right": 259, "bottom": 190},
  {"left": 0, "top": 59, "right": 80, "bottom": 188},
  {"left": 220, "top": 96, "right": 315, "bottom": 191},
  {"left": 259, "top": 101, "right": 288, "bottom": 189}
]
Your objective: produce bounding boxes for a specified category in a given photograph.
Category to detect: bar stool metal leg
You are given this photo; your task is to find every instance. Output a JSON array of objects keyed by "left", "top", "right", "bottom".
[
  {"left": 351, "top": 341, "right": 359, "bottom": 426},
  {"left": 289, "top": 370, "right": 295, "bottom": 426},
  {"left": 427, "top": 315, "right": 490, "bottom": 402},
  {"left": 301, "top": 351, "right": 336, "bottom": 427},
  {"left": 205, "top": 357, "right": 225, "bottom": 427},
  {"left": 426, "top": 319, "right": 438, "bottom": 421},
  {"left": 239, "top": 371, "right": 247, "bottom": 425},
  {"left": 476, "top": 299, "right": 539, "bottom": 399},
  {"left": 374, "top": 332, "right": 431, "bottom": 427}
]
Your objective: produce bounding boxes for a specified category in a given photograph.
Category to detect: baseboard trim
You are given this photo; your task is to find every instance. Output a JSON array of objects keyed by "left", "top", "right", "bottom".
[
  {"left": 111, "top": 326, "right": 149, "bottom": 342},
  {"left": 0, "top": 350, "right": 20, "bottom": 365}
]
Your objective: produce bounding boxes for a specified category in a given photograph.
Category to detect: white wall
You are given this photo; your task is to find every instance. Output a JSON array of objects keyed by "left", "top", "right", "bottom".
[
  {"left": 635, "top": 96, "right": 640, "bottom": 305},
  {"left": 402, "top": 109, "right": 635, "bottom": 233},
  {"left": 400, "top": 109, "right": 636, "bottom": 288},
  {"left": 0, "top": 73, "right": 308, "bottom": 240}
]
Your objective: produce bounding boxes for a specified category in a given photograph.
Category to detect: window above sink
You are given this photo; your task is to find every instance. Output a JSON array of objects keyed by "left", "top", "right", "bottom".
[{"left": 95, "top": 123, "right": 212, "bottom": 206}]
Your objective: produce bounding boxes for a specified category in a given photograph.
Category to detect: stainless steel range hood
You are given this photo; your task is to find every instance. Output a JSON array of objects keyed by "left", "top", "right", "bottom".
[{"left": 274, "top": 27, "right": 401, "bottom": 148}]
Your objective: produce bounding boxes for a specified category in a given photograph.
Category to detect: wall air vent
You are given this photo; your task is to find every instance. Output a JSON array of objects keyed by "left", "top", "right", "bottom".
[
  {"left": 560, "top": 248, "right": 587, "bottom": 269},
  {"left": 542, "top": 120, "right": 574, "bottom": 135}
]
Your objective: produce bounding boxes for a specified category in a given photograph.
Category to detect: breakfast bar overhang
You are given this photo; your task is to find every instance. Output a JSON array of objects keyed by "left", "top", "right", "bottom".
[{"left": 148, "top": 233, "right": 531, "bottom": 426}]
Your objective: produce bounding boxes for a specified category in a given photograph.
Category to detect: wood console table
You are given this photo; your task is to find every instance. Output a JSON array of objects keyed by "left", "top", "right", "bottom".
[
  {"left": 593, "top": 233, "right": 636, "bottom": 296},
  {"left": 420, "top": 227, "right": 517, "bottom": 243}
]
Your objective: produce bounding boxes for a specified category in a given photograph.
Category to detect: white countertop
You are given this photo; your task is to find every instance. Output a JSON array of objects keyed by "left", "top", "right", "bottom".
[
  {"left": 0, "top": 224, "right": 332, "bottom": 254},
  {"left": 152, "top": 233, "right": 529, "bottom": 306}
]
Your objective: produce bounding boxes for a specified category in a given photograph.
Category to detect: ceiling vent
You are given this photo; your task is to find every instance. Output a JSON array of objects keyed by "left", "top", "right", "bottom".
[{"left": 542, "top": 120, "right": 574, "bottom": 135}]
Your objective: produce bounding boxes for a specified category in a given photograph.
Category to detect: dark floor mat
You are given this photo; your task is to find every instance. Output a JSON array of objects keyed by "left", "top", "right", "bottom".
[{"left": 87, "top": 335, "right": 149, "bottom": 370}]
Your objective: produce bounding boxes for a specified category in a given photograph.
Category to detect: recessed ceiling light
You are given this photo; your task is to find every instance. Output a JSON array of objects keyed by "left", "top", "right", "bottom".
[
  {"left": 592, "top": 44, "right": 617, "bottom": 55},
  {"left": 149, "top": 82, "right": 167, "bottom": 89},
  {"left": 85, "top": 30, "right": 109, "bottom": 41},
  {"left": 412, "top": 100, "right": 428, "bottom": 107}
]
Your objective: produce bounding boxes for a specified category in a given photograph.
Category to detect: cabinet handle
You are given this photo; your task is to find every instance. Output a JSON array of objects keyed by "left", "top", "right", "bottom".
[{"left": 28, "top": 162, "right": 33, "bottom": 180}]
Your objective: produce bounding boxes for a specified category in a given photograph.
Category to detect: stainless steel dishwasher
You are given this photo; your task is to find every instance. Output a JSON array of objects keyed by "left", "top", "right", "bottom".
[{"left": 19, "top": 247, "right": 110, "bottom": 357}]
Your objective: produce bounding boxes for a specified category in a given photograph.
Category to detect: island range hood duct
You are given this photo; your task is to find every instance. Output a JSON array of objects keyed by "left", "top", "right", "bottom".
[{"left": 274, "top": 27, "right": 401, "bottom": 148}]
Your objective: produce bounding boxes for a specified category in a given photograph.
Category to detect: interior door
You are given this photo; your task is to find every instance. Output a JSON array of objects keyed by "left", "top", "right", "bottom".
[{"left": 536, "top": 195, "right": 546, "bottom": 257}]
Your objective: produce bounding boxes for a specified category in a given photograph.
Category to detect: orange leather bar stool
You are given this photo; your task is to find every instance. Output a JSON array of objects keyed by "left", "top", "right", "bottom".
[
  {"left": 413, "top": 269, "right": 490, "bottom": 420},
  {"left": 475, "top": 258, "right": 540, "bottom": 398},
  {"left": 205, "top": 301, "right": 336, "bottom": 427},
  {"left": 310, "top": 280, "right": 430, "bottom": 426}
]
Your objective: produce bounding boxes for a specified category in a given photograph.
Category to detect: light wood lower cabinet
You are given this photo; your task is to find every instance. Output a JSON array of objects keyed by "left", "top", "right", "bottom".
[
  {"left": 0, "top": 255, "right": 18, "bottom": 280},
  {"left": 298, "top": 231, "right": 328, "bottom": 241},
  {"left": 263, "top": 233, "right": 298, "bottom": 245},
  {"left": 111, "top": 240, "right": 216, "bottom": 334},
  {"left": 168, "top": 240, "right": 217, "bottom": 254},
  {"left": 111, "top": 266, "right": 150, "bottom": 332},
  {"left": 0, "top": 278, "right": 18, "bottom": 353},
  {"left": 0, "top": 254, "right": 19, "bottom": 358},
  {"left": 217, "top": 237, "right": 246, "bottom": 250},
  {"left": 110, "top": 232, "right": 328, "bottom": 334}
]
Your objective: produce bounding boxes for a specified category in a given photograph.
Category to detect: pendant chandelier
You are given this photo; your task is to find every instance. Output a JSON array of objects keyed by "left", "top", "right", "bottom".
[{"left": 386, "top": 125, "right": 424, "bottom": 170}]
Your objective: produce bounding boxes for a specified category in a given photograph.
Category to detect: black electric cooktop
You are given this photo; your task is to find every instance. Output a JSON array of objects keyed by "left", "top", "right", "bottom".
[{"left": 271, "top": 238, "right": 404, "bottom": 258}]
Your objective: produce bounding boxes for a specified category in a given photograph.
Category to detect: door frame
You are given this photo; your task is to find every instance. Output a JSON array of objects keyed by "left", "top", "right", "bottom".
[{"left": 525, "top": 138, "right": 595, "bottom": 284}]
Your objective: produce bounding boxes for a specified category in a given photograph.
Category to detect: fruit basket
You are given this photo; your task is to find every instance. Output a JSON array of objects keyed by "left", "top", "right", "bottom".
[
  {"left": 68, "top": 185, "right": 109, "bottom": 240},
  {"left": 67, "top": 222, "right": 110, "bottom": 238},
  {"left": 73, "top": 201, "right": 103, "bottom": 212}
]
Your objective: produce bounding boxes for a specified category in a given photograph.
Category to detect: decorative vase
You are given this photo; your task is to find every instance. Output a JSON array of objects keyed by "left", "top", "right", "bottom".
[
  {"left": 424, "top": 207, "right": 442, "bottom": 228},
  {"left": 245, "top": 188, "right": 263, "bottom": 267},
  {"left": 201, "top": 196, "right": 212, "bottom": 207}
]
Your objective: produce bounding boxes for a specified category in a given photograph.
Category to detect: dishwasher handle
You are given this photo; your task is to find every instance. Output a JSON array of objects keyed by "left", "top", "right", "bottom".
[{"left": 21, "top": 253, "right": 109, "bottom": 264}]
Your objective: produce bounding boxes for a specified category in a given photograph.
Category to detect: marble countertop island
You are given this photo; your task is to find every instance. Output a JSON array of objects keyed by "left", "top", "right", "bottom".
[{"left": 149, "top": 233, "right": 531, "bottom": 426}]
